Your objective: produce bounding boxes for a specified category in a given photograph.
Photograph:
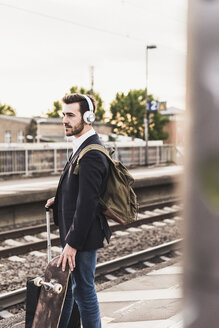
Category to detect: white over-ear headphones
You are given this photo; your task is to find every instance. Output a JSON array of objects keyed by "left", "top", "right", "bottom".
[{"left": 82, "top": 95, "right": 95, "bottom": 124}]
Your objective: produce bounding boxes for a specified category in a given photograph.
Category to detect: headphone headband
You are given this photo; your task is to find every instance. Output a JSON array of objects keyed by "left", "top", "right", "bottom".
[
  {"left": 83, "top": 95, "right": 94, "bottom": 113},
  {"left": 82, "top": 94, "right": 95, "bottom": 124}
]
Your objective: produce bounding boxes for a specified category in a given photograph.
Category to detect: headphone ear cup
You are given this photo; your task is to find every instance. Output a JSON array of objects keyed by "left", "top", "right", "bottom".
[{"left": 83, "top": 111, "right": 95, "bottom": 124}]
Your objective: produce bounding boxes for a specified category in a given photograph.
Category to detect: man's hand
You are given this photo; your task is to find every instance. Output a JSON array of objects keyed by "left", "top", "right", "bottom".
[
  {"left": 57, "top": 244, "right": 77, "bottom": 272},
  {"left": 45, "top": 197, "right": 55, "bottom": 210}
]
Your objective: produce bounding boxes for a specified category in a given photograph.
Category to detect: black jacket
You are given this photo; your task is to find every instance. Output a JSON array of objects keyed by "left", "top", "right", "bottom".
[{"left": 53, "top": 133, "right": 111, "bottom": 251}]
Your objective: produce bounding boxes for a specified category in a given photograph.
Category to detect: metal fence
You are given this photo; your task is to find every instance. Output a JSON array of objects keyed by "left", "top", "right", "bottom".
[{"left": 0, "top": 142, "right": 175, "bottom": 176}]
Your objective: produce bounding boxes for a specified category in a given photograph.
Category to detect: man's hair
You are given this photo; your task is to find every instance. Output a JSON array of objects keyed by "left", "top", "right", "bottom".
[{"left": 62, "top": 93, "right": 96, "bottom": 117}]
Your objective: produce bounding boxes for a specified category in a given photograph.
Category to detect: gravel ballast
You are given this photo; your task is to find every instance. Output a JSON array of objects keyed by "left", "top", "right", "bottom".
[{"left": 0, "top": 218, "right": 183, "bottom": 294}]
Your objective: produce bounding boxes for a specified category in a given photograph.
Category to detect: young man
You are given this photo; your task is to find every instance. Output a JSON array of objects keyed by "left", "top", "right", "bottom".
[{"left": 46, "top": 94, "right": 111, "bottom": 328}]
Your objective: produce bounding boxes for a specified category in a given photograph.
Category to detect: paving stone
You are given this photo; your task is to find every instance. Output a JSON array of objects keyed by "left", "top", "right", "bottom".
[{"left": 148, "top": 266, "right": 183, "bottom": 275}]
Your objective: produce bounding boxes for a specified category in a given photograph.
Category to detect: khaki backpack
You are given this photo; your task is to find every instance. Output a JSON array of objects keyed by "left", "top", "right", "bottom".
[{"left": 73, "top": 144, "right": 138, "bottom": 225}]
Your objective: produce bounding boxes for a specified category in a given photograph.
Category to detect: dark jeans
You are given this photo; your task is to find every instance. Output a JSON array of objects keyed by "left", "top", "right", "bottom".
[{"left": 59, "top": 250, "right": 101, "bottom": 328}]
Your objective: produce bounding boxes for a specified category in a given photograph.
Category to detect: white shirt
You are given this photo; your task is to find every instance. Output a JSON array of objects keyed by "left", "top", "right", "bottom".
[{"left": 72, "top": 127, "right": 96, "bottom": 155}]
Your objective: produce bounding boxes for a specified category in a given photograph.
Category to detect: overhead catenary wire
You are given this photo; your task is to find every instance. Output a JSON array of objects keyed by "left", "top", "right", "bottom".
[
  {"left": 0, "top": 2, "right": 142, "bottom": 42},
  {"left": 0, "top": 2, "right": 185, "bottom": 52}
]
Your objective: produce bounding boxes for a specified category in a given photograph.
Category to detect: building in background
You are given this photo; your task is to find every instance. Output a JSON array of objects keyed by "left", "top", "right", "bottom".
[
  {"left": 0, "top": 115, "right": 30, "bottom": 143},
  {"left": 0, "top": 108, "right": 184, "bottom": 145},
  {"left": 162, "top": 107, "right": 185, "bottom": 146},
  {"left": 0, "top": 115, "right": 113, "bottom": 143}
]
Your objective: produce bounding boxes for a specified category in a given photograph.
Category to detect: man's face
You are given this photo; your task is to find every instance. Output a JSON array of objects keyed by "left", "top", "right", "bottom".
[{"left": 62, "top": 102, "right": 84, "bottom": 137}]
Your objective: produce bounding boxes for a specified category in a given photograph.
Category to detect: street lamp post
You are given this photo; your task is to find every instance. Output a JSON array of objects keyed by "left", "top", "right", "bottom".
[{"left": 145, "top": 44, "right": 157, "bottom": 165}]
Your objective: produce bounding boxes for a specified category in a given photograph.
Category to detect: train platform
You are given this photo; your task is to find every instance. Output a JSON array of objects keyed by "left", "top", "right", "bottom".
[
  {"left": 0, "top": 165, "right": 182, "bottom": 196},
  {"left": 0, "top": 260, "right": 183, "bottom": 328},
  {"left": 100, "top": 261, "right": 183, "bottom": 328},
  {"left": 0, "top": 164, "right": 182, "bottom": 228}
]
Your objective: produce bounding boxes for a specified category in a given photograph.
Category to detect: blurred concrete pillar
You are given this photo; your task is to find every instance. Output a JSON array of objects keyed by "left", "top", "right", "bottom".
[{"left": 185, "top": 1, "right": 219, "bottom": 327}]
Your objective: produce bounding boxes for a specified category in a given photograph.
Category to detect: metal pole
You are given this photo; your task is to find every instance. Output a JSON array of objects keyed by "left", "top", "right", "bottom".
[
  {"left": 145, "top": 46, "right": 149, "bottom": 166},
  {"left": 45, "top": 207, "right": 51, "bottom": 263},
  {"left": 145, "top": 45, "right": 157, "bottom": 166},
  {"left": 90, "top": 65, "right": 94, "bottom": 94}
]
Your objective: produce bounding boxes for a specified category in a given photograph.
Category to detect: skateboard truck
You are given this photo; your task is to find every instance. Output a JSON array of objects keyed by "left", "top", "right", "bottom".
[{"left": 34, "top": 277, "right": 63, "bottom": 294}]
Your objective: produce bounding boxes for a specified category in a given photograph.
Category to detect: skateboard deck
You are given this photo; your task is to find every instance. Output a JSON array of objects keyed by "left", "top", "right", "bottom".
[{"left": 32, "top": 256, "right": 70, "bottom": 328}]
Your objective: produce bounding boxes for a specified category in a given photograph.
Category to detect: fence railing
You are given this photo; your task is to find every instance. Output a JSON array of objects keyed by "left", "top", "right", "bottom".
[{"left": 0, "top": 142, "right": 176, "bottom": 176}]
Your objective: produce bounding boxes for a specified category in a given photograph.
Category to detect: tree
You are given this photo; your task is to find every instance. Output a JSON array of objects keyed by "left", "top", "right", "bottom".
[
  {"left": 47, "top": 100, "right": 62, "bottom": 118},
  {"left": 149, "top": 112, "right": 170, "bottom": 140},
  {"left": 46, "top": 86, "right": 105, "bottom": 121},
  {"left": 110, "top": 89, "right": 151, "bottom": 139},
  {"left": 0, "top": 103, "right": 16, "bottom": 116},
  {"left": 110, "top": 89, "right": 169, "bottom": 140},
  {"left": 25, "top": 119, "right": 37, "bottom": 143}
]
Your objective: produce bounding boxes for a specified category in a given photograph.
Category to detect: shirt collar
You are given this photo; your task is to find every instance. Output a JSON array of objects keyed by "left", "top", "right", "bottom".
[{"left": 72, "top": 127, "right": 96, "bottom": 154}]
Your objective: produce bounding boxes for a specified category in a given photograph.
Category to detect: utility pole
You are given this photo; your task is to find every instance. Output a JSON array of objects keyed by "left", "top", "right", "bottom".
[
  {"left": 90, "top": 65, "right": 94, "bottom": 95},
  {"left": 145, "top": 44, "right": 157, "bottom": 165}
]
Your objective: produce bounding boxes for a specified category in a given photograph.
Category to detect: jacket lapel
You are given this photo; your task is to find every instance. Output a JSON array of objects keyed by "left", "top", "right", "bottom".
[{"left": 57, "top": 133, "right": 100, "bottom": 189}]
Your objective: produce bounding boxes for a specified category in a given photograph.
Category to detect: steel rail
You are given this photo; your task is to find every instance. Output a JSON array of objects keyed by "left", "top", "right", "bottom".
[
  {"left": 139, "top": 197, "right": 181, "bottom": 211},
  {"left": 95, "top": 238, "right": 182, "bottom": 277},
  {"left": 0, "top": 197, "right": 181, "bottom": 242},
  {"left": 0, "top": 223, "right": 58, "bottom": 242},
  {"left": 0, "top": 239, "right": 182, "bottom": 311},
  {"left": 0, "top": 287, "right": 26, "bottom": 311},
  {"left": 0, "top": 207, "right": 182, "bottom": 259},
  {"left": 111, "top": 208, "right": 182, "bottom": 232},
  {"left": 0, "top": 238, "right": 61, "bottom": 258}
]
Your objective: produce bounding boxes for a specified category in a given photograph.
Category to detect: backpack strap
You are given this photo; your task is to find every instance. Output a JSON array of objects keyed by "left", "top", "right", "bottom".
[{"left": 73, "top": 144, "right": 113, "bottom": 175}]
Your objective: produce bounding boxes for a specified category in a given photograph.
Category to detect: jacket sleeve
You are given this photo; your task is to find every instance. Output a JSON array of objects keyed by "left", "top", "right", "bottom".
[{"left": 65, "top": 150, "right": 108, "bottom": 250}]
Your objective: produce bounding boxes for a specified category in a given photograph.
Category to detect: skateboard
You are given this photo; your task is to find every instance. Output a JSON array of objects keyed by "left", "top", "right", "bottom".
[{"left": 31, "top": 255, "right": 71, "bottom": 328}]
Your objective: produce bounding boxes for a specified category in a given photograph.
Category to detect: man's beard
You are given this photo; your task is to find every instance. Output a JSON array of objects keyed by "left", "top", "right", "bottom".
[{"left": 64, "top": 119, "right": 84, "bottom": 136}]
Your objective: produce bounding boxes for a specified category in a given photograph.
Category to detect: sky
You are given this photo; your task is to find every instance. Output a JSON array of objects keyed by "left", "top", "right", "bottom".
[{"left": 0, "top": 0, "right": 187, "bottom": 117}]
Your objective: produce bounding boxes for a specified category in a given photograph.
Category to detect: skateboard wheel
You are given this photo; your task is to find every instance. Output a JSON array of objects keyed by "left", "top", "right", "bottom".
[
  {"left": 34, "top": 277, "right": 43, "bottom": 287},
  {"left": 53, "top": 283, "right": 62, "bottom": 294}
]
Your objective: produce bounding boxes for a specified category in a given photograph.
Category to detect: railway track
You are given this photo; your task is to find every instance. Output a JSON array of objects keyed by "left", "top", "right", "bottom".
[
  {"left": 0, "top": 238, "right": 182, "bottom": 312},
  {"left": 0, "top": 198, "right": 182, "bottom": 259}
]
